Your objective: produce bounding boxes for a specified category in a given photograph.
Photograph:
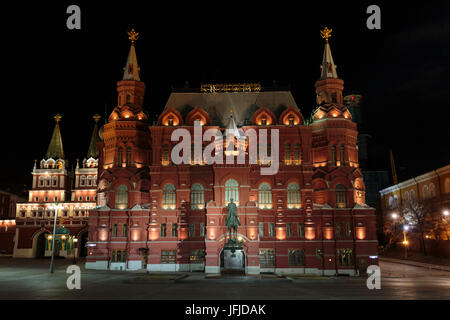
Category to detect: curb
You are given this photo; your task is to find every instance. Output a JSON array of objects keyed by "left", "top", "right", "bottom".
[{"left": 379, "top": 257, "right": 450, "bottom": 273}]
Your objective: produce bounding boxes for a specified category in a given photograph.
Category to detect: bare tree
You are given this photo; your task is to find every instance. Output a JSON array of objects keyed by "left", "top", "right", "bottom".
[{"left": 400, "top": 199, "right": 432, "bottom": 256}]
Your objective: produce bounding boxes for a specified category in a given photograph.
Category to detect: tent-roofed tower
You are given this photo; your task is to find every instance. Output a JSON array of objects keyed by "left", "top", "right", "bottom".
[
  {"left": 84, "top": 114, "right": 101, "bottom": 167},
  {"left": 315, "top": 27, "right": 344, "bottom": 105},
  {"left": 45, "top": 114, "right": 65, "bottom": 161}
]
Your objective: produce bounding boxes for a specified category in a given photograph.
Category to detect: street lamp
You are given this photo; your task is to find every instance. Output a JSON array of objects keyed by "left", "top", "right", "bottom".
[
  {"left": 443, "top": 210, "right": 449, "bottom": 217},
  {"left": 73, "top": 237, "right": 78, "bottom": 264},
  {"left": 402, "top": 225, "right": 410, "bottom": 259},
  {"left": 48, "top": 202, "right": 63, "bottom": 273}
]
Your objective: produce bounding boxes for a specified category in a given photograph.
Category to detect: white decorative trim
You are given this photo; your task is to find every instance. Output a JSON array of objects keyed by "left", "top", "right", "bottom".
[
  {"left": 85, "top": 261, "right": 108, "bottom": 270},
  {"left": 205, "top": 266, "right": 221, "bottom": 274}
]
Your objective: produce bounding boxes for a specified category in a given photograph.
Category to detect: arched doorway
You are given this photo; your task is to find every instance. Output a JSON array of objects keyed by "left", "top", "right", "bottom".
[
  {"left": 220, "top": 240, "right": 246, "bottom": 274},
  {"left": 35, "top": 232, "right": 47, "bottom": 258}
]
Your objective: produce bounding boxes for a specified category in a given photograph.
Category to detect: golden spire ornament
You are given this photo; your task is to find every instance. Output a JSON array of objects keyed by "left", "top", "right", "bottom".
[
  {"left": 93, "top": 114, "right": 101, "bottom": 123},
  {"left": 320, "top": 27, "right": 332, "bottom": 42},
  {"left": 128, "top": 29, "right": 139, "bottom": 44},
  {"left": 54, "top": 114, "right": 62, "bottom": 123}
]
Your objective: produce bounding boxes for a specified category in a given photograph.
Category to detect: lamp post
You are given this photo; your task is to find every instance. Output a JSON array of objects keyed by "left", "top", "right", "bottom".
[
  {"left": 403, "top": 225, "right": 410, "bottom": 259},
  {"left": 49, "top": 202, "right": 62, "bottom": 273},
  {"left": 391, "top": 213, "right": 398, "bottom": 245},
  {"left": 73, "top": 237, "right": 78, "bottom": 264}
]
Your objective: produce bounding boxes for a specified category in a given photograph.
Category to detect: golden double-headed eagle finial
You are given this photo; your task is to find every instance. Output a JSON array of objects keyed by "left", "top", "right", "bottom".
[
  {"left": 54, "top": 114, "right": 62, "bottom": 123},
  {"left": 320, "top": 27, "right": 332, "bottom": 41},
  {"left": 93, "top": 114, "right": 101, "bottom": 123},
  {"left": 128, "top": 28, "right": 139, "bottom": 44}
]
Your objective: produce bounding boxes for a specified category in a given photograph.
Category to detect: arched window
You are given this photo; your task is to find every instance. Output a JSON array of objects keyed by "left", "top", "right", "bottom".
[
  {"left": 287, "top": 183, "right": 301, "bottom": 209},
  {"left": 225, "top": 179, "right": 239, "bottom": 206},
  {"left": 52, "top": 176, "right": 58, "bottom": 186},
  {"left": 339, "top": 145, "right": 345, "bottom": 166},
  {"left": 115, "top": 185, "right": 128, "bottom": 209},
  {"left": 163, "top": 184, "right": 176, "bottom": 209},
  {"left": 118, "top": 147, "right": 123, "bottom": 166},
  {"left": 423, "top": 185, "right": 430, "bottom": 200},
  {"left": 404, "top": 191, "right": 410, "bottom": 206},
  {"left": 293, "top": 143, "right": 301, "bottom": 164},
  {"left": 45, "top": 176, "right": 51, "bottom": 186},
  {"left": 93, "top": 175, "right": 97, "bottom": 186},
  {"left": 393, "top": 195, "right": 399, "bottom": 209},
  {"left": 87, "top": 176, "right": 92, "bottom": 186},
  {"left": 410, "top": 190, "right": 416, "bottom": 204},
  {"left": 335, "top": 184, "right": 347, "bottom": 208},
  {"left": 430, "top": 183, "right": 436, "bottom": 198},
  {"left": 126, "top": 147, "right": 132, "bottom": 167},
  {"left": 284, "top": 144, "right": 291, "bottom": 165},
  {"left": 258, "top": 183, "right": 272, "bottom": 209},
  {"left": 161, "top": 144, "right": 169, "bottom": 165},
  {"left": 38, "top": 176, "right": 44, "bottom": 187},
  {"left": 80, "top": 175, "right": 86, "bottom": 186},
  {"left": 126, "top": 94, "right": 131, "bottom": 104},
  {"left": 331, "top": 146, "right": 336, "bottom": 165},
  {"left": 190, "top": 183, "right": 205, "bottom": 209}
]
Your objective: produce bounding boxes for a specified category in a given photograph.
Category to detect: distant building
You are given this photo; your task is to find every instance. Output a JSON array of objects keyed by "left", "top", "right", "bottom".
[
  {"left": 379, "top": 165, "right": 450, "bottom": 241},
  {"left": 0, "top": 191, "right": 25, "bottom": 255},
  {"left": 0, "top": 190, "right": 25, "bottom": 219}
]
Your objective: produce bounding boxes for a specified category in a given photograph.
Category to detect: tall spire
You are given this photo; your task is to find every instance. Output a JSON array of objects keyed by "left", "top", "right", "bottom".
[
  {"left": 122, "top": 29, "right": 141, "bottom": 81},
  {"left": 45, "top": 114, "right": 65, "bottom": 159},
  {"left": 87, "top": 114, "right": 101, "bottom": 158},
  {"left": 319, "top": 27, "right": 338, "bottom": 80}
]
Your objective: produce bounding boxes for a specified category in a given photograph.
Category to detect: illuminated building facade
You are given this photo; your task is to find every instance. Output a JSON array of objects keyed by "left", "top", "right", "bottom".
[
  {"left": 12, "top": 115, "right": 100, "bottom": 258},
  {"left": 85, "top": 28, "right": 378, "bottom": 275}
]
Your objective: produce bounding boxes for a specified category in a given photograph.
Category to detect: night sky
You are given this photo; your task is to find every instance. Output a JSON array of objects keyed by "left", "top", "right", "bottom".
[{"left": 2, "top": 1, "right": 450, "bottom": 195}]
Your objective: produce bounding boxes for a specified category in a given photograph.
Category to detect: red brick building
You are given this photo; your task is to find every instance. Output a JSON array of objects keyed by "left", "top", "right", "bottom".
[
  {"left": 85, "top": 29, "right": 378, "bottom": 275},
  {"left": 13, "top": 115, "right": 100, "bottom": 258}
]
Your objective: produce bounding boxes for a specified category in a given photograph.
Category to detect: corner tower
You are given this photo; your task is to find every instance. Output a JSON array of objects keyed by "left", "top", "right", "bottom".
[{"left": 315, "top": 27, "right": 344, "bottom": 105}]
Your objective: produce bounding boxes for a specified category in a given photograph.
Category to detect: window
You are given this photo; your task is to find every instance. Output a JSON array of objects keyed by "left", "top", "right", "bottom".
[
  {"left": 288, "top": 249, "right": 305, "bottom": 266},
  {"left": 126, "top": 94, "right": 131, "bottom": 104},
  {"left": 200, "top": 223, "right": 205, "bottom": 237},
  {"left": 163, "top": 184, "right": 176, "bottom": 209},
  {"left": 78, "top": 196, "right": 83, "bottom": 201},
  {"left": 258, "top": 183, "right": 272, "bottom": 209},
  {"left": 118, "top": 147, "right": 123, "bottom": 166},
  {"left": 423, "top": 185, "right": 430, "bottom": 199},
  {"left": 261, "top": 117, "right": 267, "bottom": 126},
  {"left": 53, "top": 196, "right": 58, "bottom": 202},
  {"left": 172, "top": 223, "right": 178, "bottom": 237},
  {"left": 286, "top": 223, "right": 292, "bottom": 237},
  {"left": 345, "top": 222, "right": 352, "bottom": 237},
  {"left": 335, "top": 223, "right": 342, "bottom": 238},
  {"left": 284, "top": 144, "right": 291, "bottom": 164},
  {"left": 44, "top": 197, "right": 48, "bottom": 202},
  {"left": 293, "top": 143, "right": 300, "bottom": 164},
  {"left": 86, "top": 196, "right": 90, "bottom": 201},
  {"left": 335, "top": 184, "right": 347, "bottom": 208},
  {"left": 160, "top": 224, "right": 166, "bottom": 237},
  {"left": 87, "top": 176, "right": 92, "bottom": 186},
  {"left": 111, "top": 249, "right": 127, "bottom": 262},
  {"left": 115, "top": 185, "right": 128, "bottom": 209},
  {"left": 297, "top": 223, "right": 304, "bottom": 237},
  {"left": 430, "top": 183, "right": 436, "bottom": 198},
  {"left": 225, "top": 179, "right": 239, "bottom": 205},
  {"left": 190, "top": 183, "right": 205, "bottom": 209},
  {"left": 190, "top": 250, "right": 205, "bottom": 264},
  {"left": 331, "top": 146, "right": 336, "bottom": 165},
  {"left": 122, "top": 224, "right": 128, "bottom": 237},
  {"left": 259, "top": 249, "right": 275, "bottom": 267},
  {"left": 189, "top": 224, "right": 195, "bottom": 237},
  {"left": 126, "top": 147, "right": 132, "bottom": 167},
  {"left": 338, "top": 249, "right": 354, "bottom": 266},
  {"left": 46, "top": 177, "right": 51, "bottom": 186},
  {"left": 80, "top": 176, "right": 86, "bottom": 186},
  {"left": 339, "top": 145, "right": 345, "bottom": 165},
  {"left": 288, "top": 117, "right": 294, "bottom": 126},
  {"left": 268, "top": 223, "right": 275, "bottom": 237},
  {"left": 34, "top": 197, "right": 39, "bottom": 202},
  {"left": 52, "top": 176, "right": 58, "bottom": 186},
  {"left": 113, "top": 224, "right": 118, "bottom": 237},
  {"left": 39, "top": 177, "right": 44, "bottom": 187},
  {"left": 259, "top": 222, "right": 264, "bottom": 238},
  {"left": 162, "top": 144, "right": 169, "bottom": 165},
  {"left": 287, "top": 183, "right": 301, "bottom": 209},
  {"left": 161, "top": 250, "right": 176, "bottom": 264}
]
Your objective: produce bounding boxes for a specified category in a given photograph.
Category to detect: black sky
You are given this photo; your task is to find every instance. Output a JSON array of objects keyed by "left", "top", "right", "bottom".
[{"left": 2, "top": 1, "right": 450, "bottom": 194}]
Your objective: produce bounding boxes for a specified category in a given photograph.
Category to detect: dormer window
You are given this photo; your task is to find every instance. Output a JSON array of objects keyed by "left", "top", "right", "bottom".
[
  {"left": 288, "top": 117, "right": 294, "bottom": 126},
  {"left": 261, "top": 117, "right": 267, "bottom": 126},
  {"left": 168, "top": 117, "right": 174, "bottom": 126}
]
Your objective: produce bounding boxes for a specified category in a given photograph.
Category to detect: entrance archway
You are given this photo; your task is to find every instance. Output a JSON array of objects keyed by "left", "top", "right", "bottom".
[{"left": 35, "top": 232, "right": 47, "bottom": 258}]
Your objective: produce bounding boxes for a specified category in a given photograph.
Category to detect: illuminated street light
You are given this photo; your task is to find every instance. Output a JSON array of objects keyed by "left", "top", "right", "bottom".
[
  {"left": 391, "top": 213, "right": 398, "bottom": 219},
  {"left": 443, "top": 210, "right": 449, "bottom": 217},
  {"left": 403, "top": 225, "right": 410, "bottom": 231}
]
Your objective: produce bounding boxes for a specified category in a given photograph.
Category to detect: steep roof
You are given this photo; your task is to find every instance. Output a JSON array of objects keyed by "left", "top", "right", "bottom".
[
  {"left": 163, "top": 90, "right": 299, "bottom": 127},
  {"left": 86, "top": 114, "right": 101, "bottom": 158},
  {"left": 45, "top": 114, "right": 65, "bottom": 159}
]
